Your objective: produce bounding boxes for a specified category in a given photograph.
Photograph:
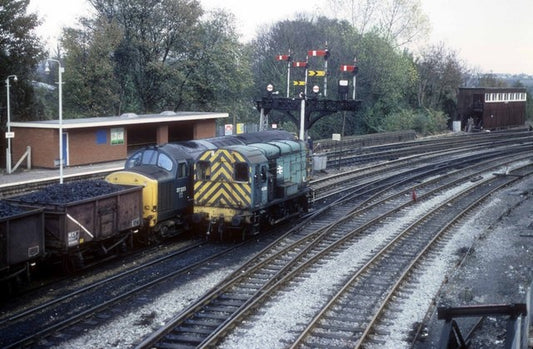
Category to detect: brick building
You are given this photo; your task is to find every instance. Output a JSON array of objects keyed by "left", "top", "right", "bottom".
[{"left": 9, "top": 111, "right": 227, "bottom": 169}]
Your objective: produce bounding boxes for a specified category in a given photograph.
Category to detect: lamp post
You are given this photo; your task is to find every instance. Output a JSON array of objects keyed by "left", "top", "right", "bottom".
[
  {"left": 45, "top": 59, "right": 64, "bottom": 184},
  {"left": 5, "top": 74, "right": 17, "bottom": 174}
]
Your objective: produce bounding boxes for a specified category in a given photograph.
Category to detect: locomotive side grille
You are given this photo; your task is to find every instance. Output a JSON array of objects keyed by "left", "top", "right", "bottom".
[{"left": 195, "top": 149, "right": 251, "bottom": 208}]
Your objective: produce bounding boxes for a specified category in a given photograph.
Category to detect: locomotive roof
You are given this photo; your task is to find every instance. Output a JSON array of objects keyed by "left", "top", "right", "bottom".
[
  {"left": 160, "top": 143, "right": 201, "bottom": 161},
  {"left": 222, "top": 145, "right": 268, "bottom": 164},
  {"left": 118, "top": 165, "right": 174, "bottom": 181},
  {"left": 234, "top": 130, "right": 296, "bottom": 144},
  {"left": 249, "top": 140, "right": 304, "bottom": 158}
]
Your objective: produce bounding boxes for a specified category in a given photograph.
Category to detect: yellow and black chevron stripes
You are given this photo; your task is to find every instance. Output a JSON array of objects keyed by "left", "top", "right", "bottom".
[
  {"left": 195, "top": 149, "right": 252, "bottom": 208},
  {"left": 195, "top": 181, "right": 251, "bottom": 207}
]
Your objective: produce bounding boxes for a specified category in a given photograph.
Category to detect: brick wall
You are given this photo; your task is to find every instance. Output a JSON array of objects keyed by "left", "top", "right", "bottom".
[
  {"left": 68, "top": 128, "right": 127, "bottom": 166},
  {"left": 12, "top": 127, "right": 127, "bottom": 168},
  {"left": 12, "top": 120, "right": 218, "bottom": 169},
  {"left": 193, "top": 120, "right": 216, "bottom": 139},
  {"left": 12, "top": 128, "right": 57, "bottom": 168}
]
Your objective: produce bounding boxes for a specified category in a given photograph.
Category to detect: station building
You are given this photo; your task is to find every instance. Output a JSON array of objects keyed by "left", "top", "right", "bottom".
[
  {"left": 457, "top": 87, "right": 527, "bottom": 130},
  {"left": 9, "top": 111, "right": 228, "bottom": 169}
]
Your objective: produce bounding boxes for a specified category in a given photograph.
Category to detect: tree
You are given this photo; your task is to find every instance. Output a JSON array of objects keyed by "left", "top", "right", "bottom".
[
  {"left": 477, "top": 73, "right": 508, "bottom": 88},
  {"left": 60, "top": 1, "right": 250, "bottom": 122},
  {"left": 326, "top": 0, "right": 429, "bottom": 48},
  {"left": 61, "top": 17, "right": 122, "bottom": 117},
  {"left": 181, "top": 9, "right": 254, "bottom": 123},
  {"left": 248, "top": 16, "right": 421, "bottom": 138},
  {"left": 415, "top": 43, "right": 465, "bottom": 114},
  {"left": 0, "top": 0, "right": 44, "bottom": 121}
]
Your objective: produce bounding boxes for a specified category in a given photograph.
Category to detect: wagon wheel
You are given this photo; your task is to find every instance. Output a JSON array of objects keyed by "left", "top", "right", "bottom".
[
  {"left": 61, "top": 252, "right": 84, "bottom": 274},
  {"left": 62, "top": 256, "right": 75, "bottom": 274},
  {"left": 23, "top": 262, "right": 32, "bottom": 284}
]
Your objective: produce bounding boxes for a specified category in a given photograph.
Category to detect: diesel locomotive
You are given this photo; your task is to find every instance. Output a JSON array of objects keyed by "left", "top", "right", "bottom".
[
  {"left": 104, "top": 130, "right": 301, "bottom": 243},
  {"left": 192, "top": 137, "right": 311, "bottom": 240}
]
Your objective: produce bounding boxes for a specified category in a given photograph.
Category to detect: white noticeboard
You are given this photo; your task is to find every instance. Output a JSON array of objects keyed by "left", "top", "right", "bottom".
[
  {"left": 5, "top": 131, "right": 14, "bottom": 139},
  {"left": 332, "top": 133, "right": 341, "bottom": 141}
]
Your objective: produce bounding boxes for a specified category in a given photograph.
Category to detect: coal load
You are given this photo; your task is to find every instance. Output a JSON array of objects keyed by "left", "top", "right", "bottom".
[
  {"left": 0, "top": 201, "right": 25, "bottom": 218},
  {"left": 14, "top": 180, "right": 125, "bottom": 205}
]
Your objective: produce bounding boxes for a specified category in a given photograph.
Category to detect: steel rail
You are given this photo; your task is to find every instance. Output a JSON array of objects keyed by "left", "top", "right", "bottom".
[
  {"left": 290, "top": 165, "right": 532, "bottom": 348},
  {"left": 2, "top": 241, "right": 247, "bottom": 348},
  {"left": 137, "top": 144, "right": 532, "bottom": 348}
]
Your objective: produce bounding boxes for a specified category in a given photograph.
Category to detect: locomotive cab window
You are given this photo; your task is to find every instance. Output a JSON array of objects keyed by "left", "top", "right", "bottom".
[
  {"left": 177, "top": 162, "right": 188, "bottom": 178},
  {"left": 234, "top": 162, "right": 249, "bottom": 182},
  {"left": 261, "top": 165, "right": 267, "bottom": 182},
  {"left": 125, "top": 151, "right": 142, "bottom": 168},
  {"left": 157, "top": 153, "right": 173, "bottom": 171},
  {"left": 141, "top": 149, "right": 158, "bottom": 165},
  {"left": 197, "top": 161, "right": 211, "bottom": 180}
]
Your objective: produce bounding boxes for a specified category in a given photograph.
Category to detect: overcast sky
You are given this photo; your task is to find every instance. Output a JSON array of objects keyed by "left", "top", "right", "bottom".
[{"left": 28, "top": 0, "right": 533, "bottom": 75}]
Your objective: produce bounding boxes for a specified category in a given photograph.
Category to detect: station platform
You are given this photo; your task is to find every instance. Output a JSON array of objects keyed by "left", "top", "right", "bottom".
[{"left": 0, "top": 160, "right": 125, "bottom": 187}]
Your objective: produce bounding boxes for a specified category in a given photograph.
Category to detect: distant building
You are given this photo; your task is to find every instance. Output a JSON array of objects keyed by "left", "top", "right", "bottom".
[
  {"left": 10, "top": 111, "right": 228, "bottom": 168},
  {"left": 457, "top": 87, "right": 527, "bottom": 130}
]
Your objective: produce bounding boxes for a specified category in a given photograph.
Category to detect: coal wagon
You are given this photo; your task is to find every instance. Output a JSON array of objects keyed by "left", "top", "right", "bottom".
[
  {"left": 8, "top": 180, "right": 143, "bottom": 270},
  {"left": 0, "top": 202, "right": 44, "bottom": 283}
]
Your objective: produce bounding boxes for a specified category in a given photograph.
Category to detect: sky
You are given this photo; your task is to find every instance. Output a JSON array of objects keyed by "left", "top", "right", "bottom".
[{"left": 28, "top": 0, "right": 533, "bottom": 75}]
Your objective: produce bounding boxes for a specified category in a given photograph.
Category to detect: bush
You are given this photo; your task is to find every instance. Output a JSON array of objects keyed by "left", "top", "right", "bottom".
[{"left": 381, "top": 108, "right": 448, "bottom": 135}]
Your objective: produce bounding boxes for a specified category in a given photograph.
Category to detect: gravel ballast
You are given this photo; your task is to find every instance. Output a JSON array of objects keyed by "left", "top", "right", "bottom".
[{"left": 49, "top": 173, "right": 533, "bottom": 348}]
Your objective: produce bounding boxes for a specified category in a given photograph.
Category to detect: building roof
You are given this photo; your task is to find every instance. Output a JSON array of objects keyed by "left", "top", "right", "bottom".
[
  {"left": 458, "top": 87, "right": 527, "bottom": 92},
  {"left": 10, "top": 111, "right": 228, "bottom": 129}
]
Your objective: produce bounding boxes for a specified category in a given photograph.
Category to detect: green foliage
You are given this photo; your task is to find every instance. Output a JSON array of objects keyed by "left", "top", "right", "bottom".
[
  {"left": 249, "top": 17, "right": 420, "bottom": 138},
  {"left": 0, "top": 0, "right": 44, "bottom": 122},
  {"left": 2, "top": 0, "right": 471, "bottom": 140},
  {"left": 61, "top": 18, "right": 122, "bottom": 117},
  {"left": 380, "top": 108, "right": 448, "bottom": 135},
  {"left": 54, "top": 0, "right": 252, "bottom": 121}
]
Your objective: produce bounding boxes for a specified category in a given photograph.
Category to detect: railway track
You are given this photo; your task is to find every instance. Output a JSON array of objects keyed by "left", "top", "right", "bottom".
[
  {"left": 291, "top": 165, "right": 533, "bottom": 348},
  {"left": 0, "top": 130, "right": 531, "bottom": 347},
  {"left": 321, "top": 130, "right": 532, "bottom": 167},
  {"left": 312, "top": 141, "right": 533, "bottom": 201},
  {"left": 1, "top": 130, "right": 531, "bottom": 200},
  {"left": 134, "top": 144, "right": 532, "bottom": 348},
  {"left": 0, "top": 240, "right": 248, "bottom": 347}
]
